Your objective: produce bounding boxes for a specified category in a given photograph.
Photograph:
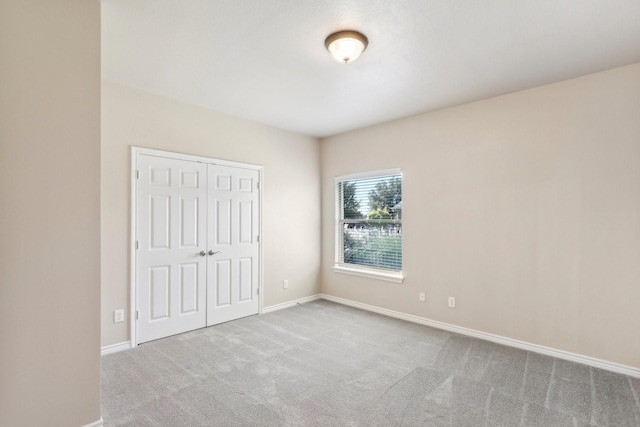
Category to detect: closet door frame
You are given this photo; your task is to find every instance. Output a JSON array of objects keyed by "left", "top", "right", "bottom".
[{"left": 130, "top": 146, "right": 263, "bottom": 347}]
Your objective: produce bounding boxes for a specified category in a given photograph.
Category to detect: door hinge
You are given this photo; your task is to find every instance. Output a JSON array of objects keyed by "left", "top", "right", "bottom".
[
  {"left": 256, "top": 288, "right": 260, "bottom": 295},
  {"left": 136, "top": 170, "right": 139, "bottom": 179},
  {"left": 135, "top": 240, "right": 139, "bottom": 250},
  {"left": 256, "top": 235, "right": 259, "bottom": 242},
  {"left": 136, "top": 310, "right": 139, "bottom": 320},
  {"left": 257, "top": 181, "right": 260, "bottom": 190}
]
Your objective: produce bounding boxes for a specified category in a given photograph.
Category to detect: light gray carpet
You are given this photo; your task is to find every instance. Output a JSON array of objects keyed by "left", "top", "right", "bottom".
[{"left": 102, "top": 300, "right": 640, "bottom": 426}]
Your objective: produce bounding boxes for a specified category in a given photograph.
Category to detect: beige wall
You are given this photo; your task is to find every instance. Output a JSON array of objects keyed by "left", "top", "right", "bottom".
[
  {"left": 101, "top": 81, "right": 321, "bottom": 346},
  {"left": 0, "top": 1, "right": 102, "bottom": 426},
  {"left": 321, "top": 63, "right": 640, "bottom": 368}
]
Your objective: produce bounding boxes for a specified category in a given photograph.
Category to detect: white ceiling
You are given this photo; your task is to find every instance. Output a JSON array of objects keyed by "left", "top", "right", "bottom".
[{"left": 102, "top": 0, "right": 640, "bottom": 138}]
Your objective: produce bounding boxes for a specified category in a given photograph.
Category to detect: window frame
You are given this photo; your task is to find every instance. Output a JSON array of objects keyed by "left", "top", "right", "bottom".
[{"left": 333, "top": 169, "right": 404, "bottom": 283}]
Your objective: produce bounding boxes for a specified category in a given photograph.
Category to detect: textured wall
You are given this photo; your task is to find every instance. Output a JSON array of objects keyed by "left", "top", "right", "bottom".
[
  {"left": 321, "top": 64, "right": 640, "bottom": 368},
  {"left": 0, "top": 1, "right": 102, "bottom": 426},
  {"left": 101, "top": 81, "right": 321, "bottom": 347}
]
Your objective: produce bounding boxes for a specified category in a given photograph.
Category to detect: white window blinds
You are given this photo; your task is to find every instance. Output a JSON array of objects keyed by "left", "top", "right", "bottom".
[{"left": 336, "top": 170, "right": 402, "bottom": 272}]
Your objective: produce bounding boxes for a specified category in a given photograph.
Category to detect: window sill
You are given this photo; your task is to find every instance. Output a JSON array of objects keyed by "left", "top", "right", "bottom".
[{"left": 332, "top": 265, "right": 404, "bottom": 283}]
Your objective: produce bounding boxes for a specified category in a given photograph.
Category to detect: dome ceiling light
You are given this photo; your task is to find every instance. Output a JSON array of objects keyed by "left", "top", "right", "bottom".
[{"left": 324, "top": 30, "right": 369, "bottom": 64}]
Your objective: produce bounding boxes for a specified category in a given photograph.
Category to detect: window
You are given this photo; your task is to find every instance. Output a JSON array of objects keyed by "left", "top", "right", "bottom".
[{"left": 334, "top": 169, "right": 403, "bottom": 283}]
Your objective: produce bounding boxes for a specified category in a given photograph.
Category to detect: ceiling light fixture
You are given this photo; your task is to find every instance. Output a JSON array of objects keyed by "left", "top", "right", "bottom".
[{"left": 325, "top": 30, "right": 368, "bottom": 64}]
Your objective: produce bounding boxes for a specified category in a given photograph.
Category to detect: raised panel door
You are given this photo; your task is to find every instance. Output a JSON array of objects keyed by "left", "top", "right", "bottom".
[
  {"left": 136, "top": 155, "right": 207, "bottom": 343},
  {"left": 206, "top": 164, "right": 259, "bottom": 326}
]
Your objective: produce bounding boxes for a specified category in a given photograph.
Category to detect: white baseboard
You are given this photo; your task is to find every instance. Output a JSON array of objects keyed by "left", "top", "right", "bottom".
[
  {"left": 101, "top": 341, "right": 132, "bottom": 356},
  {"left": 83, "top": 417, "right": 103, "bottom": 427},
  {"left": 262, "top": 294, "right": 322, "bottom": 313},
  {"left": 320, "top": 294, "right": 640, "bottom": 379}
]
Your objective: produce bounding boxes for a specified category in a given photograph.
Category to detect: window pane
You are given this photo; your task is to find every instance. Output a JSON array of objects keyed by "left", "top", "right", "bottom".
[
  {"left": 339, "top": 176, "right": 402, "bottom": 221},
  {"left": 343, "top": 222, "right": 402, "bottom": 270}
]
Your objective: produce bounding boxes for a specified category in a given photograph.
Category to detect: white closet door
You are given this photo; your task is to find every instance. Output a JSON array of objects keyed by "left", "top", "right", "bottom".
[
  {"left": 136, "top": 155, "right": 207, "bottom": 343},
  {"left": 207, "top": 164, "right": 260, "bottom": 326}
]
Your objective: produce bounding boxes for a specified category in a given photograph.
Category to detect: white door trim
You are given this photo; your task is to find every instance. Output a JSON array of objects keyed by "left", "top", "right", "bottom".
[{"left": 130, "top": 146, "right": 263, "bottom": 347}]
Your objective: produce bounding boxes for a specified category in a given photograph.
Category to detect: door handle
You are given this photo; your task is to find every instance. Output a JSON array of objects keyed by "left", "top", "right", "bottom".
[
  {"left": 198, "top": 251, "right": 206, "bottom": 257},
  {"left": 208, "top": 250, "right": 220, "bottom": 256}
]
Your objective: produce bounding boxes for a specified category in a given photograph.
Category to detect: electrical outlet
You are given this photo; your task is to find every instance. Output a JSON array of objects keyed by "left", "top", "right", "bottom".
[
  {"left": 419, "top": 292, "right": 426, "bottom": 302},
  {"left": 283, "top": 280, "right": 289, "bottom": 289},
  {"left": 448, "top": 297, "right": 456, "bottom": 308},
  {"left": 114, "top": 309, "right": 125, "bottom": 323}
]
